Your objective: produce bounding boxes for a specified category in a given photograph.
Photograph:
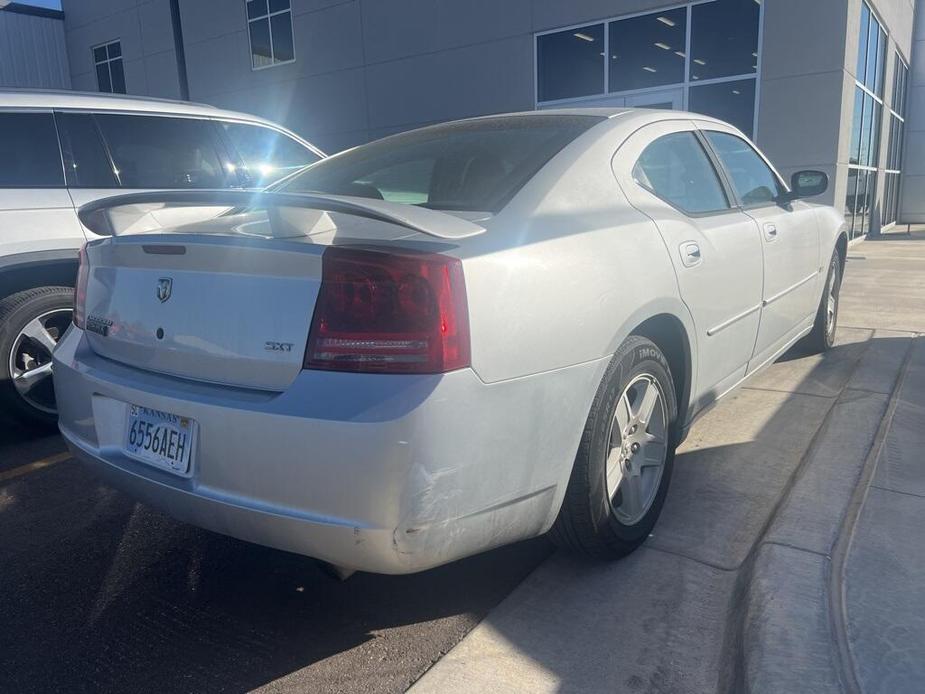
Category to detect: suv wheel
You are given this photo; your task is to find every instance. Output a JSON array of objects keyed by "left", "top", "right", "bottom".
[{"left": 0, "top": 287, "right": 74, "bottom": 426}]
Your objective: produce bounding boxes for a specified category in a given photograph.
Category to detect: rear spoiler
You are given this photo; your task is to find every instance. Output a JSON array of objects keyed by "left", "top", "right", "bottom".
[{"left": 77, "top": 190, "right": 487, "bottom": 241}]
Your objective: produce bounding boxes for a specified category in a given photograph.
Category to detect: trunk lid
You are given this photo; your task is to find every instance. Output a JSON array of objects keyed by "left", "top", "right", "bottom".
[{"left": 81, "top": 210, "right": 447, "bottom": 391}]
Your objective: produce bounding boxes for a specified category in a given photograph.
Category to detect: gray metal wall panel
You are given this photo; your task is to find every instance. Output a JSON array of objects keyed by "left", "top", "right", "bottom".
[
  {"left": 900, "top": 0, "right": 925, "bottom": 221},
  {"left": 0, "top": 10, "right": 71, "bottom": 88}
]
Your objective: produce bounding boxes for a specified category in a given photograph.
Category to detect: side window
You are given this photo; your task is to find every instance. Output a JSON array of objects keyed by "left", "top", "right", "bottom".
[
  {"left": 704, "top": 131, "right": 784, "bottom": 207},
  {"left": 56, "top": 113, "right": 118, "bottom": 188},
  {"left": 633, "top": 131, "right": 730, "bottom": 214},
  {"left": 95, "top": 114, "right": 231, "bottom": 189},
  {"left": 221, "top": 122, "right": 320, "bottom": 187},
  {"left": 0, "top": 113, "right": 64, "bottom": 188}
]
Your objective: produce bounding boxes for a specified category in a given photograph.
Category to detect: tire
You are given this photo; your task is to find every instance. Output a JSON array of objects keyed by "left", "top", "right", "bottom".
[
  {"left": 0, "top": 286, "right": 74, "bottom": 427},
  {"left": 550, "top": 336, "right": 678, "bottom": 558},
  {"left": 803, "top": 251, "right": 841, "bottom": 354}
]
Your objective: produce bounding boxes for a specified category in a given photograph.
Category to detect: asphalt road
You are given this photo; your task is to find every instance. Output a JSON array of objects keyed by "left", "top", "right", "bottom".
[{"left": 0, "top": 416, "right": 551, "bottom": 694}]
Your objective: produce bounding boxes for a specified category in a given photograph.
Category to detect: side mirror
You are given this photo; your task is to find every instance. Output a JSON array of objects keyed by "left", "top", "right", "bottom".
[{"left": 786, "top": 170, "right": 828, "bottom": 201}]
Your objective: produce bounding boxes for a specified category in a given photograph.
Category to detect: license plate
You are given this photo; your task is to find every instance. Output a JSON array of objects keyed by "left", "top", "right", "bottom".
[{"left": 124, "top": 405, "right": 196, "bottom": 475}]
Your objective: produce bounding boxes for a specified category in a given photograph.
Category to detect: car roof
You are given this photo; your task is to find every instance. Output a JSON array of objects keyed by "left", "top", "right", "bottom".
[{"left": 0, "top": 88, "right": 268, "bottom": 123}]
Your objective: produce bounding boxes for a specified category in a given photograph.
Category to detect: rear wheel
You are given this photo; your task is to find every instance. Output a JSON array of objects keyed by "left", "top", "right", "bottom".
[
  {"left": 551, "top": 336, "right": 678, "bottom": 558},
  {"left": 0, "top": 287, "right": 73, "bottom": 427}
]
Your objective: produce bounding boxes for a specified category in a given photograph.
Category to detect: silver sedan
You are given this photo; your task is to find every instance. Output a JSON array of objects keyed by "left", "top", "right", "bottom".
[{"left": 54, "top": 109, "right": 846, "bottom": 574}]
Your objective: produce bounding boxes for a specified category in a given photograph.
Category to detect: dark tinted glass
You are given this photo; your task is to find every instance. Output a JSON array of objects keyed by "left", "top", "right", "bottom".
[
  {"left": 0, "top": 113, "right": 64, "bottom": 187},
  {"left": 858, "top": 92, "right": 875, "bottom": 166},
  {"left": 107, "top": 42, "right": 121, "bottom": 59},
  {"left": 56, "top": 113, "right": 117, "bottom": 188},
  {"left": 849, "top": 87, "right": 864, "bottom": 165},
  {"left": 109, "top": 59, "right": 126, "bottom": 94},
  {"left": 95, "top": 115, "right": 230, "bottom": 189},
  {"left": 865, "top": 17, "right": 880, "bottom": 93},
  {"left": 96, "top": 62, "right": 111, "bottom": 92},
  {"left": 856, "top": 3, "right": 870, "bottom": 82},
  {"left": 537, "top": 24, "right": 604, "bottom": 102},
  {"left": 633, "top": 132, "right": 729, "bottom": 214},
  {"left": 690, "top": 0, "right": 760, "bottom": 81},
  {"left": 222, "top": 122, "right": 320, "bottom": 186},
  {"left": 247, "top": 0, "right": 267, "bottom": 19},
  {"left": 269, "top": 0, "right": 289, "bottom": 12},
  {"left": 282, "top": 115, "right": 604, "bottom": 212},
  {"left": 249, "top": 18, "right": 272, "bottom": 68},
  {"left": 270, "top": 13, "right": 294, "bottom": 62},
  {"left": 93, "top": 45, "right": 107, "bottom": 63},
  {"left": 705, "top": 131, "right": 783, "bottom": 206},
  {"left": 609, "top": 9, "right": 686, "bottom": 92},
  {"left": 689, "top": 79, "right": 756, "bottom": 137}
]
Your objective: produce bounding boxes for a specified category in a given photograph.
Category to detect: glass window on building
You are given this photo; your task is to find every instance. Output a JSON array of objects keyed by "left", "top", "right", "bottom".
[
  {"left": 608, "top": 9, "right": 686, "bottom": 93},
  {"left": 883, "top": 54, "right": 909, "bottom": 227},
  {"left": 93, "top": 40, "right": 125, "bottom": 94},
  {"left": 536, "top": 23, "right": 605, "bottom": 102},
  {"left": 845, "top": 2, "right": 887, "bottom": 238},
  {"left": 535, "top": 0, "right": 761, "bottom": 138},
  {"left": 247, "top": 0, "right": 295, "bottom": 69}
]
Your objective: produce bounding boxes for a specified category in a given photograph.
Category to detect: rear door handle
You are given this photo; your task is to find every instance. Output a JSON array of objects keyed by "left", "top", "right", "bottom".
[
  {"left": 764, "top": 223, "right": 778, "bottom": 240},
  {"left": 680, "top": 242, "right": 702, "bottom": 267}
]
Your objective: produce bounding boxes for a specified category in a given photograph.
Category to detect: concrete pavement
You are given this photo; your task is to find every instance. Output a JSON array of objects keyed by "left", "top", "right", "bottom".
[{"left": 411, "top": 230, "right": 925, "bottom": 694}]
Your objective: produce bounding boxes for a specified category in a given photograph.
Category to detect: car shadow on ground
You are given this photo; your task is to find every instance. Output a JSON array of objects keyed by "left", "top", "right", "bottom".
[{"left": 0, "top": 416, "right": 551, "bottom": 693}]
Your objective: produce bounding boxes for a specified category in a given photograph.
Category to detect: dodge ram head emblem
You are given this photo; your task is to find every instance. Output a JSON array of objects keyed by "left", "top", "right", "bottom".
[{"left": 156, "top": 278, "right": 173, "bottom": 303}]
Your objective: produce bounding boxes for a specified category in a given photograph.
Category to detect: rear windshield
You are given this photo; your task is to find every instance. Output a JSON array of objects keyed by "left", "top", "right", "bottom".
[{"left": 279, "top": 115, "right": 604, "bottom": 212}]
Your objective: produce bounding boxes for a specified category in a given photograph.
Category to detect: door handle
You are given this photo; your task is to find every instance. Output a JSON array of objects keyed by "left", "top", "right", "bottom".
[
  {"left": 764, "top": 223, "right": 778, "bottom": 240},
  {"left": 680, "top": 242, "right": 702, "bottom": 267}
]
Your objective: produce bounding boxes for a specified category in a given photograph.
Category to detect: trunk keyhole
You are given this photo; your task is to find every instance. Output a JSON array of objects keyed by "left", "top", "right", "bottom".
[{"left": 156, "top": 328, "right": 165, "bottom": 340}]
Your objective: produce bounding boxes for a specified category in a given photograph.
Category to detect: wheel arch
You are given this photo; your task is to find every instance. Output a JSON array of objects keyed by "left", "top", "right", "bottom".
[
  {"left": 0, "top": 251, "right": 79, "bottom": 302},
  {"left": 834, "top": 230, "right": 848, "bottom": 273},
  {"left": 629, "top": 312, "right": 692, "bottom": 442}
]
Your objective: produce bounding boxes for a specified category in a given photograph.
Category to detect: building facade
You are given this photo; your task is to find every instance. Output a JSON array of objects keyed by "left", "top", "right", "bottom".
[
  {"left": 0, "top": 2, "right": 70, "bottom": 89},
  {"left": 56, "top": 0, "right": 919, "bottom": 234}
]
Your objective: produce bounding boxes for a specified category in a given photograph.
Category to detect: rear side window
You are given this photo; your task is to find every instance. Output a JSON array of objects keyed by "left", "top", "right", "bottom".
[
  {"left": 0, "top": 113, "right": 64, "bottom": 188},
  {"left": 704, "top": 131, "right": 784, "bottom": 207},
  {"left": 221, "top": 122, "right": 320, "bottom": 187},
  {"left": 633, "top": 131, "right": 729, "bottom": 214},
  {"left": 94, "top": 114, "right": 231, "bottom": 189},
  {"left": 56, "top": 112, "right": 118, "bottom": 188}
]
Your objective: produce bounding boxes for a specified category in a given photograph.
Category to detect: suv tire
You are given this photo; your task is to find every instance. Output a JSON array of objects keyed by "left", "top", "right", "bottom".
[{"left": 0, "top": 286, "right": 74, "bottom": 427}]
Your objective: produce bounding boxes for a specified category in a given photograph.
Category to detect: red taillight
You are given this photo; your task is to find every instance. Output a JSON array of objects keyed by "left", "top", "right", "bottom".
[
  {"left": 73, "top": 243, "right": 90, "bottom": 328},
  {"left": 304, "top": 247, "right": 471, "bottom": 374}
]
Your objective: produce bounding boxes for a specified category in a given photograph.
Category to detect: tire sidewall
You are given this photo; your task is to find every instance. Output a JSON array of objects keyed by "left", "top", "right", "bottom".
[
  {"left": 824, "top": 254, "right": 841, "bottom": 349},
  {"left": 0, "top": 287, "right": 74, "bottom": 425},
  {"left": 587, "top": 338, "right": 678, "bottom": 545}
]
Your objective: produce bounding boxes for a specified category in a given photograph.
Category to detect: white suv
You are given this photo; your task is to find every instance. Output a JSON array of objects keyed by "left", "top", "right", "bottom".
[{"left": 0, "top": 89, "right": 324, "bottom": 426}]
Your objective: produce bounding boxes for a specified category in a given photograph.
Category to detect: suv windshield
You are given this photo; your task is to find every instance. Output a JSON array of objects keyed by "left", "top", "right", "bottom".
[{"left": 279, "top": 115, "right": 604, "bottom": 212}]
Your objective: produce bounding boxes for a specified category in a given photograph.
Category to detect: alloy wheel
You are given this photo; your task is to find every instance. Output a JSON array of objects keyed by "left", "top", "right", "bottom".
[
  {"left": 605, "top": 373, "right": 669, "bottom": 526},
  {"left": 9, "top": 308, "right": 71, "bottom": 414},
  {"left": 825, "top": 259, "right": 839, "bottom": 342}
]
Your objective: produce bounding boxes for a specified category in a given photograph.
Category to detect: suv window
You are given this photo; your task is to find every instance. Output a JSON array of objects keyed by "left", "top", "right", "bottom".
[
  {"left": 633, "top": 131, "right": 729, "bottom": 214},
  {"left": 56, "top": 112, "right": 118, "bottom": 188},
  {"left": 704, "top": 131, "right": 784, "bottom": 207},
  {"left": 94, "top": 114, "right": 231, "bottom": 189},
  {"left": 221, "top": 122, "right": 320, "bottom": 187},
  {"left": 0, "top": 113, "right": 64, "bottom": 188}
]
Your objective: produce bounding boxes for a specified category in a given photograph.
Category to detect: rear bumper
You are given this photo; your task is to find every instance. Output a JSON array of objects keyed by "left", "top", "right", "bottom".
[{"left": 54, "top": 327, "right": 606, "bottom": 574}]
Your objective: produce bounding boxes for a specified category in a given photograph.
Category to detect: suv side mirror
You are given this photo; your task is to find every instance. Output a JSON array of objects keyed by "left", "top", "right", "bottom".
[{"left": 786, "top": 170, "right": 828, "bottom": 200}]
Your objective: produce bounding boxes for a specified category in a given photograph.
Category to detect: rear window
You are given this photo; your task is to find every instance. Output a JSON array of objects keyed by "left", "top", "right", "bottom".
[
  {"left": 280, "top": 115, "right": 604, "bottom": 212},
  {"left": 94, "top": 114, "right": 232, "bottom": 189},
  {"left": 0, "top": 113, "right": 64, "bottom": 188}
]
